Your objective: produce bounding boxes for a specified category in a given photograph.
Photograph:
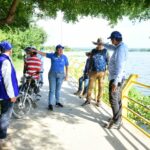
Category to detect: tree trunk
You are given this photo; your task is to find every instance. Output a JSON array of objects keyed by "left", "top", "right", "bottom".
[{"left": 0, "top": 0, "right": 20, "bottom": 25}]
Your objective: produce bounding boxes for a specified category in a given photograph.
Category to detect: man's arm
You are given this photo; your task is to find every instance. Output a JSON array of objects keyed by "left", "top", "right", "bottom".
[
  {"left": 65, "top": 56, "right": 69, "bottom": 81},
  {"left": 36, "top": 51, "right": 46, "bottom": 56},
  {"left": 34, "top": 50, "right": 54, "bottom": 59},
  {"left": 2, "top": 60, "right": 16, "bottom": 102},
  {"left": 113, "top": 47, "right": 126, "bottom": 86},
  {"left": 65, "top": 66, "right": 69, "bottom": 81},
  {"left": 23, "top": 58, "right": 27, "bottom": 74},
  {"left": 83, "top": 59, "right": 89, "bottom": 74},
  {"left": 103, "top": 43, "right": 116, "bottom": 51}
]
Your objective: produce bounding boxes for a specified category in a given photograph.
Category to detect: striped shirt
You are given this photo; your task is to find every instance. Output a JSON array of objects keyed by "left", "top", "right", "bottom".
[{"left": 25, "top": 55, "right": 42, "bottom": 79}]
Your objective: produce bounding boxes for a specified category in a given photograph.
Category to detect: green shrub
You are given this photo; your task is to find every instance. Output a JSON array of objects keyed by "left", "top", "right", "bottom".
[
  {"left": 0, "top": 26, "right": 47, "bottom": 59},
  {"left": 128, "top": 88, "right": 150, "bottom": 131}
]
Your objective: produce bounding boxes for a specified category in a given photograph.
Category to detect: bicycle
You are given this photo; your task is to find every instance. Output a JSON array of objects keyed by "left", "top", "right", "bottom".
[{"left": 12, "top": 72, "right": 42, "bottom": 119}]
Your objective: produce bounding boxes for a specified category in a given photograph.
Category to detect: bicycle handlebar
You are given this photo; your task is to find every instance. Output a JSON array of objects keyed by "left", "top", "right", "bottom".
[{"left": 23, "top": 71, "right": 43, "bottom": 79}]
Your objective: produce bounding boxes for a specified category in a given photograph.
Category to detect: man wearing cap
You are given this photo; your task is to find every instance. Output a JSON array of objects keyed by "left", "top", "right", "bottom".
[
  {"left": 103, "top": 31, "right": 128, "bottom": 129},
  {"left": 0, "top": 41, "right": 19, "bottom": 148},
  {"left": 35, "top": 44, "right": 69, "bottom": 111},
  {"left": 82, "top": 38, "right": 109, "bottom": 107}
]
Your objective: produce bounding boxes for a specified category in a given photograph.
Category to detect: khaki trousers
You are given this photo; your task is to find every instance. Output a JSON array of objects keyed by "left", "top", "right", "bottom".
[{"left": 87, "top": 71, "right": 105, "bottom": 102}]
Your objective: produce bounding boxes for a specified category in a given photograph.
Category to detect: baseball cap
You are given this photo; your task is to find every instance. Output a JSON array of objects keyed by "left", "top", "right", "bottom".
[
  {"left": 0, "top": 41, "right": 12, "bottom": 51},
  {"left": 108, "top": 31, "right": 122, "bottom": 39},
  {"left": 56, "top": 44, "right": 64, "bottom": 50}
]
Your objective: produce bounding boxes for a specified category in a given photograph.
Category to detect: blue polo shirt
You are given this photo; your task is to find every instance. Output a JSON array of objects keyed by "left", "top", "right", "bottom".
[{"left": 46, "top": 53, "right": 69, "bottom": 73}]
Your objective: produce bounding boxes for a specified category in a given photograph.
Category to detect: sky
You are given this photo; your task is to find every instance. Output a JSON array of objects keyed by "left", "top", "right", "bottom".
[{"left": 37, "top": 12, "right": 150, "bottom": 49}]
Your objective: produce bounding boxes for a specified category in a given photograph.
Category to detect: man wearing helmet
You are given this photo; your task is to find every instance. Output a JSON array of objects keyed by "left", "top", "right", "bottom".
[
  {"left": 102, "top": 31, "right": 128, "bottom": 129},
  {"left": 0, "top": 41, "right": 19, "bottom": 148}
]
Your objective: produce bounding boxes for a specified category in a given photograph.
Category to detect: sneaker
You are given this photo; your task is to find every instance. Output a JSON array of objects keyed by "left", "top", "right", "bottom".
[
  {"left": 80, "top": 93, "right": 87, "bottom": 98},
  {"left": 48, "top": 104, "right": 53, "bottom": 111},
  {"left": 39, "top": 81, "right": 43, "bottom": 87},
  {"left": 104, "top": 119, "right": 114, "bottom": 128},
  {"left": 81, "top": 100, "right": 90, "bottom": 106},
  {"left": 104, "top": 119, "right": 122, "bottom": 130},
  {"left": 74, "top": 91, "right": 82, "bottom": 96},
  {"left": 0, "top": 139, "right": 12, "bottom": 150},
  {"left": 109, "top": 122, "right": 123, "bottom": 130},
  {"left": 96, "top": 101, "right": 101, "bottom": 107},
  {"left": 56, "top": 102, "right": 63, "bottom": 107},
  {"left": 107, "top": 117, "right": 113, "bottom": 122}
]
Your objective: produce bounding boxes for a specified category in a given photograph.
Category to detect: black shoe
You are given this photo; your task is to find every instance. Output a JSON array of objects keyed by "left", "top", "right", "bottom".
[
  {"left": 56, "top": 102, "right": 63, "bottom": 107},
  {"left": 74, "top": 91, "right": 82, "bottom": 96},
  {"left": 39, "top": 81, "right": 43, "bottom": 87},
  {"left": 109, "top": 122, "right": 123, "bottom": 130},
  {"left": 79, "top": 93, "right": 87, "bottom": 99},
  {"left": 48, "top": 104, "right": 53, "bottom": 111},
  {"left": 96, "top": 101, "right": 101, "bottom": 107},
  {"left": 107, "top": 117, "right": 113, "bottom": 122},
  {"left": 104, "top": 120, "right": 123, "bottom": 130},
  {"left": 81, "top": 100, "right": 90, "bottom": 106},
  {"left": 104, "top": 120, "right": 114, "bottom": 128}
]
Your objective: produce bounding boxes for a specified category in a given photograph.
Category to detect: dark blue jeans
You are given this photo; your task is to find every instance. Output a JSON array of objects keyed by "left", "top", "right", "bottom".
[
  {"left": 48, "top": 72, "right": 65, "bottom": 105},
  {"left": 78, "top": 76, "right": 89, "bottom": 94},
  {"left": 0, "top": 100, "right": 13, "bottom": 139}
]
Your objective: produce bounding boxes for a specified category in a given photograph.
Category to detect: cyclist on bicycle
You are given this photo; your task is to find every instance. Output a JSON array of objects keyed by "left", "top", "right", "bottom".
[
  {"left": 24, "top": 47, "right": 42, "bottom": 79},
  {"left": 23, "top": 47, "right": 42, "bottom": 94}
]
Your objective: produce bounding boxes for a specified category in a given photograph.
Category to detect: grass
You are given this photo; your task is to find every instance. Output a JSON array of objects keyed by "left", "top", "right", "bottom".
[{"left": 13, "top": 58, "right": 24, "bottom": 74}]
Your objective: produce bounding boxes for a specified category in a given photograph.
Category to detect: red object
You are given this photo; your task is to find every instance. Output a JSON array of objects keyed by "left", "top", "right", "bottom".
[{"left": 25, "top": 56, "right": 42, "bottom": 79}]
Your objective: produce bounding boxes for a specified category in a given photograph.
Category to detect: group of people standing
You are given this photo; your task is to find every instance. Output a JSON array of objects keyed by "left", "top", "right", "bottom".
[
  {"left": 0, "top": 30, "right": 128, "bottom": 149},
  {"left": 75, "top": 31, "right": 128, "bottom": 129}
]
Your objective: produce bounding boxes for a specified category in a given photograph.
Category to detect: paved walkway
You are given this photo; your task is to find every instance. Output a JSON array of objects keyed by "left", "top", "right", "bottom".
[
  {"left": 9, "top": 77, "right": 150, "bottom": 150},
  {"left": 9, "top": 58, "right": 149, "bottom": 150}
]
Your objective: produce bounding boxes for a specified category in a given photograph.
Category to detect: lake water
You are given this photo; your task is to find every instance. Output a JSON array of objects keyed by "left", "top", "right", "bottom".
[
  {"left": 126, "top": 52, "right": 150, "bottom": 84},
  {"left": 126, "top": 52, "right": 150, "bottom": 95},
  {"left": 66, "top": 51, "right": 150, "bottom": 95}
]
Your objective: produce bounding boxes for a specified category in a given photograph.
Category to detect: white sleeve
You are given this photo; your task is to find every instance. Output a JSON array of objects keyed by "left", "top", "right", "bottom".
[
  {"left": 113, "top": 48, "right": 126, "bottom": 85},
  {"left": 1, "top": 60, "right": 15, "bottom": 98},
  {"left": 104, "top": 43, "right": 116, "bottom": 50}
]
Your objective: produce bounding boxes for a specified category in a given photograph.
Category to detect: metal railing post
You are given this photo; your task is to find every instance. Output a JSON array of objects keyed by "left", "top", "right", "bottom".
[{"left": 122, "top": 74, "right": 139, "bottom": 118}]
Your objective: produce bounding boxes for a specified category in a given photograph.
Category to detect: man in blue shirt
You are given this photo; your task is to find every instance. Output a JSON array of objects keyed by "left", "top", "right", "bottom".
[
  {"left": 35, "top": 44, "right": 69, "bottom": 111},
  {"left": 102, "top": 31, "right": 128, "bottom": 129}
]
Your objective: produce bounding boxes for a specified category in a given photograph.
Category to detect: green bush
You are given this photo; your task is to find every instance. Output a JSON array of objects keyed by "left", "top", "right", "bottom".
[
  {"left": 0, "top": 26, "right": 47, "bottom": 59},
  {"left": 128, "top": 88, "right": 150, "bottom": 131}
]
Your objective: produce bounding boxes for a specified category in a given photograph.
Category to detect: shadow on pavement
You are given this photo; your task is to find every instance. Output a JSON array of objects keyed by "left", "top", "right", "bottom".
[{"left": 10, "top": 82, "right": 149, "bottom": 150}]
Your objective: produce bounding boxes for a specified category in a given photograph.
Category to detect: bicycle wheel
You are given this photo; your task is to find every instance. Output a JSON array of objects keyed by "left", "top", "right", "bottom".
[{"left": 12, "top": 94, "right": 32, "bottom": 119}]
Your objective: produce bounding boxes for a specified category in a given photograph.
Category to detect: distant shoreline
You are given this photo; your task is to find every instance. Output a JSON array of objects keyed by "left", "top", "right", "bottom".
[{"left": 70, "top": 48, "right": 150, "bottom": 52}]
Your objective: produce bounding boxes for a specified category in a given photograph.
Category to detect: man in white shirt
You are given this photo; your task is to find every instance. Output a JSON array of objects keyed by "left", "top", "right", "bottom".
[
  {"left": 103, "top": 31, "right": 128, "bottom": 129},
  {"left": 0, "top": 41, "right": 19, "bottom": 148}
]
